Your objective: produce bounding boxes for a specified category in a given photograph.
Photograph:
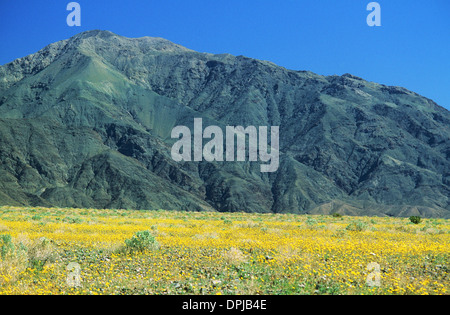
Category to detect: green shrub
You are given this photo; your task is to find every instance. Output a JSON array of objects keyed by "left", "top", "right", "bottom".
[
  {"left": 346, "top": 220, "right": 368, "bottom": 232},
  {"left": 28, "top": 237, "right": 57, "bottom": 271},
  {"left": 1, "top": 234, "right": 57, "bottom": 270},
  {"left": 0, "top": 234, "right": 16, "bottom": 260},
  {"left": 31, "top": 215, "right": 42, "bottom": 221},
  {"left": 0, "top": 234, "right": 27, "bottom": 261},
  {"left": 62, "top": 216, "right": 83, "bottom": 224},
  {"left": 0, "top": 234, "right": 29, "bottom": 284},
  {"left": 306, "top": 217, "right": 318, "bottom": 226},
  {"left": 124, "top": 231, "right": 159, "bottom": 253},
  {"left": 409, "top": 216, "right": 422, "bottom": 224},
  {"left": 331, "top": 213, "right": 343, "bottom": 218}
]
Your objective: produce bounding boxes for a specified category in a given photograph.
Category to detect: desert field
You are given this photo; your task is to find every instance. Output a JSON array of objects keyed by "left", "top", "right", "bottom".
[{"left": 0, "top": 206, "right": 448, "bottom": 295}]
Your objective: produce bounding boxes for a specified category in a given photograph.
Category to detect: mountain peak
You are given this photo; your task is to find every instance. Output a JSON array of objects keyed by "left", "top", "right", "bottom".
[
  {"left": 74, "top": 29, "right": 118, "bottom": 39},
  {"left": 67, "top": 30, "right": 192, "bottom": 53}
]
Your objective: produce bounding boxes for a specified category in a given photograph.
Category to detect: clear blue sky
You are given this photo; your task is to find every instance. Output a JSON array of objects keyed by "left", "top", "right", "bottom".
[{"left": 1, "top": 0, "right": 449, "bottom": 109}]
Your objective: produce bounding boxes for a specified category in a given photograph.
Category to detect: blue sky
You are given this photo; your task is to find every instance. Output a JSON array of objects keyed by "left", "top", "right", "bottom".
[{"left": 1, "top": 0, "right": 449, "bottom": 109}]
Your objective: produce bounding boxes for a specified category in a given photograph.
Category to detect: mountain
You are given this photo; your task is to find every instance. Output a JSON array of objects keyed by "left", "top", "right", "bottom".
[{"left": 0, "top": 30, "right": 449, "bottom": 217}]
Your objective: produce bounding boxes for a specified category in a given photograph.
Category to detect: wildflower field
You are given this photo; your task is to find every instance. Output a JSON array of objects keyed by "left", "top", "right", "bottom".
[{"left": 0, "top": 206, "right": 448, "bottom": 295}]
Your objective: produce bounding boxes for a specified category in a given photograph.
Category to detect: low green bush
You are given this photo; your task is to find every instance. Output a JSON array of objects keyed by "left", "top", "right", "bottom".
[
  {"left": 409, "top": 216, "right": 422, "bottom": 224},
  {"left": 124, "top": 231, "right": 159, "bottom": 253},
  {"left": 1, "top": 234, "right": 17, "bottom": 260},
  {"left": 346, "top": 220, "right": 368, "bottom": 232}
]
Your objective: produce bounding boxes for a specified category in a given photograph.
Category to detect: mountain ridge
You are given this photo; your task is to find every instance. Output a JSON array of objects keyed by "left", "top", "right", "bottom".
[{"left": 0, "top": 30, "right": 449, "bottom": 218}]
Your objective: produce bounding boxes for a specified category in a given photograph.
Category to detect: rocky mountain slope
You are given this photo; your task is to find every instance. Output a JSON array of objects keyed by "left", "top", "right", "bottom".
[{"left": 0, "top": 30, "right": 449, "bottom": 217}]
